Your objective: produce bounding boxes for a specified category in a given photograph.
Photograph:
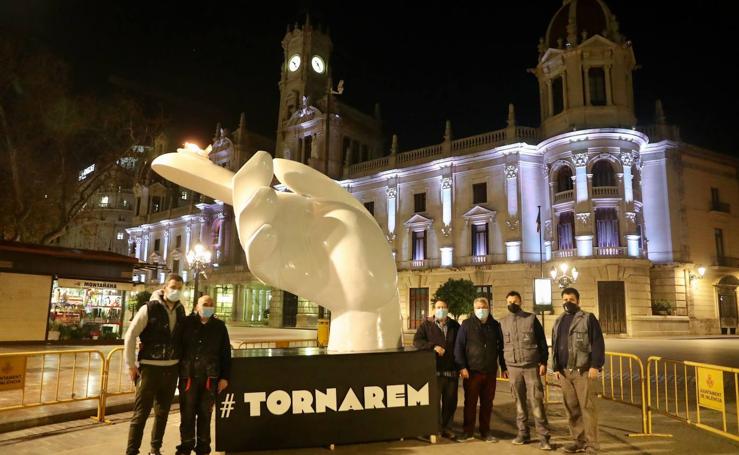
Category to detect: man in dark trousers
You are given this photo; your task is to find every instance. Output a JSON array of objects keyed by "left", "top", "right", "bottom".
[
  {"left": 454, "top": 296, "right": 506, "bottom": 442},
  {"left": 413, "top": 299, "right": 460, "bottom": 439},
  {"left": 500, "top": 291, "right": 552, "bottom": 450},
  {"left": 176, "top": 295, "right": 232, "bottom": 455},
  {"left": 551, "top": 287, "right": 605, "bottom": 455},
  {"left": 124, "top": 273, "right": 186, "bottom": 455}
]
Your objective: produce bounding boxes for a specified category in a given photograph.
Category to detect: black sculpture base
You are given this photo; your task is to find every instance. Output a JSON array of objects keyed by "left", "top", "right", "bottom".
[{"left": 215, "top": 347, "right": 439, "bottom": 452}]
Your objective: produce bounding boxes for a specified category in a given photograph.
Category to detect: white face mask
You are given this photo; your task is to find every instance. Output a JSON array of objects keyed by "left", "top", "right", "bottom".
[{"left": 165, "top": 289, "right": 181, "bottom": 302}]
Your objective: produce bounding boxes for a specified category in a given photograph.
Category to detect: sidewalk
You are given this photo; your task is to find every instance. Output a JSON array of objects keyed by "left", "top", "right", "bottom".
[{"left": 1, "top": 386, "right": 737, "bottom": 455}]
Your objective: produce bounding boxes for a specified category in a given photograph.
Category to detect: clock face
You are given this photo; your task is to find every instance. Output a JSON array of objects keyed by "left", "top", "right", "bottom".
[
  {"left": 311, "top": 55, "right": 325, "bottom": 74},
  {"left": 288, "top": 54, "right": 301, "bottom": 72}
]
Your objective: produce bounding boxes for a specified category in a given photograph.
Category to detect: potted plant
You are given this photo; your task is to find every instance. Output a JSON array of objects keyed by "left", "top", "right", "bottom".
[
  {"left": 651, "top": 299, "right": 674, "bottom": 316},
  {"left": 47, "top": 321, "right": 62, "bottom": 341}
]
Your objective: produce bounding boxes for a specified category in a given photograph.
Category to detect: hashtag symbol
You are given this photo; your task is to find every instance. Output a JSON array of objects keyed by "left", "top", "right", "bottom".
[{"left": 220, "top": 393, "right": 235, "bottom": 418}]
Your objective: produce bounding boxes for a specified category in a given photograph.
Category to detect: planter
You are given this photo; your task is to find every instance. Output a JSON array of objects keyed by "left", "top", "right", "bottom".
[{"left": 47, "top": 331, "right": 61, "bottom": 341}]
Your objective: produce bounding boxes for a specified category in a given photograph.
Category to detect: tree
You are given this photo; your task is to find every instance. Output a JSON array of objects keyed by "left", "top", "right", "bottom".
[
  {"left": 432, "top": 278, "right": 478, "bottom": 320},
  {"left": 0, "top": 37, "right": 163, "bottom": 244}
]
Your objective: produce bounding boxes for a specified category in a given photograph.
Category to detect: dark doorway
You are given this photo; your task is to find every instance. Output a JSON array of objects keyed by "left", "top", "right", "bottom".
[
  {"left": 597, "top": 281, "right": 627, "bottom": 334},
  {"left": 282, "top": 291, "right": 298, "bottom": 328},
  {"left": 716, "top": 276, "right": 739, "bottom": 335}
]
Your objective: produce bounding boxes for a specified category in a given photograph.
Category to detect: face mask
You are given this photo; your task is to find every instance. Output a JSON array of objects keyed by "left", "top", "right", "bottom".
[
  {"left": 200, "top": 307, "right": 215, "bottom": 318},
  {"left": 563, "top": 302, "right": 579, "bottom": 314},
  {"left": 165, "top": 289, "right": 181, "bottom": 302},
  {"left": 435, "top": 308, "right": 448, "bottom": 320},
  {"left": 474, "top": 308, "right": 489, "bottom": 320},
  {"left": 507, "top": 304, "right": 521, "bottom": 314}
]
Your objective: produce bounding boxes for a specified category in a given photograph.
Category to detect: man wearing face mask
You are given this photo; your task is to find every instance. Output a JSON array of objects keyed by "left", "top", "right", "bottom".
[
  {"left": 176, "top": 295, "right": 231, "bottom": 455},
  {"left": 413, "top": 299, "right": 460, "bottom": 439},
  {"left": 551, "top": 288, "right": 605, "bottom": 455},
  {"left": 125, "top": 274, "right": 187, "bottom": 455},
  {"left": 454, "top": 296, "right": 506, "bottom": 442},
  {"left": 500, "top": 291, "right": 551, "bottom": 450}
]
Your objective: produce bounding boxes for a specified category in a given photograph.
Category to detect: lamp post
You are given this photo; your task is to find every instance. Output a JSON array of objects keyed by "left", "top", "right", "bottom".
[
  {"left": 550, "top": 262, "right": 579, "bottom": 289},
  {"left": 186, "top": 243, "right": 212, "bottom": 309}
]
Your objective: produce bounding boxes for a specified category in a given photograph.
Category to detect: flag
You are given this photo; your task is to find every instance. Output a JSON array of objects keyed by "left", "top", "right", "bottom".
[{"left": 536, "top": 208, "right": 541, "bottom": 233}]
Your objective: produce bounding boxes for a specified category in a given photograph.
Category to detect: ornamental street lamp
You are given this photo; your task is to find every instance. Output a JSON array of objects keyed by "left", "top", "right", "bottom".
[
  {"left": 187, "top": 243, "right": 212, "bottom": 309},
  {"left": 550, "top": 262, "right": 579, "bottom": 289}
]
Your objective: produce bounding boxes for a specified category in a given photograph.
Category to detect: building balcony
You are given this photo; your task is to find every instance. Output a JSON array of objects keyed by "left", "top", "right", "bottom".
[
  {"left": 591, "top": 186, "right": 619, "bottom": 198},
  {"left": 553, "top": 248, "right": 576, "bottom": 258},
  {"left": 710, "top": 201, "right": 731, "bottom": 214},
  {"left": 458, "top": 254, "right": 499, "bottom": 266},
  {"left": 594, "top": 246, "right": 626, "bottom": 257},
  {"left": 714, "top": 256, "right": 739, "bottom": 268},
  {"left": 397, "top": 258, "right": 440, "bottom": 270},
  {"left": 553, "top": 189, "right": 575, "bottom": 204}
]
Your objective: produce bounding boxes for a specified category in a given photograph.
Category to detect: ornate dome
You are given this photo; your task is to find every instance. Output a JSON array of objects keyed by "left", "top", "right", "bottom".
[{"left": 543, "top": 0, "right": 623, "bottom": 50}]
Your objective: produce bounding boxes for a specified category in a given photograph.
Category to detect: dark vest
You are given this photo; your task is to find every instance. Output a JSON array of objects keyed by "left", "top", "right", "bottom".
[
  {"left": 138, "top": 300, "right": 185, "bottom": 362},
  {"left": 462, "top": 316, "right": 501, "bottom": 373},
  {"left": 500, "top": 311, "right": 540, "bottom": 367},
  {"left": 552, "top": 310, "right": 592, "bottom": 371},
  {"left": 180, "top": 314, "right": 229, "bottom": 379}
]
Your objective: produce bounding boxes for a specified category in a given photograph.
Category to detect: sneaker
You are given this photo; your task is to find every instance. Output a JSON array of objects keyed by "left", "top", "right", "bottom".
[
  {"left": 482, "top": 434, "right": 498, "bottom": 443},
  {"left": 148, "top": 451, "right": 162, "bottom": 455},
  {"left": 441, "top": 429, "right": 455, "bottom": 439},
  {"left": 562, "top": 442, "right": 586, "bottom": 453},
  {"left": 456, "top": 433, "right": 475, "bottom": 442},
  {"left": 538, "top": 439, "right": 553, "bottom": 451},
  {"left": 512, "top": 434, "right": 529, "bottom": 445}
]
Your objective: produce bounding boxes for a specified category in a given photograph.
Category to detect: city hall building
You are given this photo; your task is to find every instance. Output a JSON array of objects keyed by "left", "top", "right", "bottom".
[{"left": 64, "top": 0, "right": 739, "bottom": 336}]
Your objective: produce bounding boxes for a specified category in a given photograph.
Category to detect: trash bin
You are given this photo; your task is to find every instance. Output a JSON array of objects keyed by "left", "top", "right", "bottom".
[{"left": 316, "top": 318, "right": 330, "bottom": 347}]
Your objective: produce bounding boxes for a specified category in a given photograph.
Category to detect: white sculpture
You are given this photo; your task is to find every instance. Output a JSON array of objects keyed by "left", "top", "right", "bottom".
[{"left": 151, "top": 145, "right": 403, "bottom": 352}]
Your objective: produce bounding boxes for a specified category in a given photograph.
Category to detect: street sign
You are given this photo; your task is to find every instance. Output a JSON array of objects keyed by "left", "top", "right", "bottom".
[
  {"left": 0, "top": 355, "right": 27, "bottom": 391},
  {"left": 697, "top": 366, "right": 724, "bottom": 412}
]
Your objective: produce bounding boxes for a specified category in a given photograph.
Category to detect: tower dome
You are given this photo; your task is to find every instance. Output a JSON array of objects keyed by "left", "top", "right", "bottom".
[{"left": 544, "top": 0, "right": 622, "bottom": 50}]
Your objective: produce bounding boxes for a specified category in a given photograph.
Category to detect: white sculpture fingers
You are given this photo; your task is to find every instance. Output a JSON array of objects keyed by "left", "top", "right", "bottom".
[{"left": 151, "top": 149, "right": 234, "bottom": 204}]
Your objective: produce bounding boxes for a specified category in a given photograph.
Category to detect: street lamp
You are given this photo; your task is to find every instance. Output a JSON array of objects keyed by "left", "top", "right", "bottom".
[
  {"left": 186, "top": 243, "right": 212, "bottom": 309},
  {"left": 689, "top": 265, "right": 706, "bottom": 286},
  {"left": 550, "top": 262, "right": 579, "bottom": 288}
]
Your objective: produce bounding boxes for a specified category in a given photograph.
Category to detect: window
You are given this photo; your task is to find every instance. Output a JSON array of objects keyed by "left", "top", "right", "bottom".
[
  {"left": 556, "top": 167, "right": 574, "bottom": 192},
  {"left": 116, "top": 232, "right": 124, "bottom": 240},
  {"left": 122, "top": 199, "right": 129, "bottom": 208},
  {"left": 360, "top": 144, "right": 369, "bottom": 162},
  {"left": 588, "top": 67, "right": 607, "bottom": 106},
  {"left": 176, "top": 235, "right": 182, "bottom": 248},
  {"left": 408, "top": 287, "right": 429, "bottom": 329},
  {"left": 715, "top": 228, "right": 725, "bottom": 258},
  {"left": 151, "top": 196, "right": 161, "bottom": 213},
  {"left": 558, "top": 211, "right": 576, "bottom": 250},
  {"left": 414, "top": 192, "right": 426, "bottom": 213},
  {"left": 130, "top": 244, "right": 136, "bottom": 255},
  {"left": 711, "top": 188, "right": 720, "bottom": 205},
  {"left": 342, "top": 137, "right": 351, "bottom": 165},
  {"left": 181, "top": 191, "right": 188, "bottom": 200},
  {"left": 471, "top": 223, "right": 488, "bottom": 256},
  {"left": 302, "top": 135, "right": 312, "bottom": 164},
  {"left": 154, "top": 238, "right": 161, "bottom": 252},
  {"left": 552, "top": 76, "right": 564, "bottom": 115},
  {"left": 135, "top": 197, "right": 141, "bottom": 216},
  {"left": 473, "top": 182, "right": 487, "bottom": 204},
  {"left": 592, "top": 160, "right": 615, "bottom": 187},
  {"left": 172, "top": 260, "right": 180, "bottom": 274},
  {"left": 412, "top": 230, "right": 426, "bottom": 261},
  {"left": 364, "top": 201, "right": 374, "bottom": 216},
  {"left": 595, "top": 208, "right": 620, "bottom": 248},
  {"left": 100, "top": 196, "right": 109, "bottom": 207},
  {"left": 475, "top": 285, "right": 493, "bottom": 303}
]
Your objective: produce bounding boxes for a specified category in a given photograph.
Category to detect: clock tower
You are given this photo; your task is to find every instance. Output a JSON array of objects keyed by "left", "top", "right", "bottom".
[{"left": 275, "top": 17, "right": 332, "bottom": 163}]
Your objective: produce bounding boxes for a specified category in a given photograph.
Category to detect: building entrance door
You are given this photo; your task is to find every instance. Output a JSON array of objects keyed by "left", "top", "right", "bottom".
[
  {"left": 282, "top": 291, "right": 298, "bottom": 328},
  {"left": 716, "top": 276, "right": 739, "bottom": 335},
  {"left": 597, "top": 281, "right": 627, "bottom": 334}
]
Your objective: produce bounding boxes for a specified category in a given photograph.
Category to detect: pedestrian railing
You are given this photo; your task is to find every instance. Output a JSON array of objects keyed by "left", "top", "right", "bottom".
[
  {"left": 647, "top": 356, "right": 739, "bottom": 442},
  {"left": 0, "top": 349, "right": 105, "bottom": 416},
  {"left": 236, "top": 339, "right": 318, "bottom": 349},
  {"left": 598, "top": 351, "right": 649, "bottom": 436},
  {"left": 96, "top": 347, "right": 136, "bottom": 422}
]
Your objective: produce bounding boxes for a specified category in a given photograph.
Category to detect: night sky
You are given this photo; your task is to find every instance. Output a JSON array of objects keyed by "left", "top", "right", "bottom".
[{"left": 1, "top": 1, "right": 736, "bottom": 157}]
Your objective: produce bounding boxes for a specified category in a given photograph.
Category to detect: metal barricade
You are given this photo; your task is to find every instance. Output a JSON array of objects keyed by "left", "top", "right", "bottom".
[
  {"left": 0, "top": 349, "right": 105, "bottom": 418},
  {"left": 236, "top": 339, "right": 318, "bottom": 349},
  {"left": 599, "top": 351, "right": 649, "bottom": 436},
  {"left": 97, "top": 346, "right": 136, "bottom": 422},
  {"left": 647, "top": 356, "right": 739, "bottom": 442}
]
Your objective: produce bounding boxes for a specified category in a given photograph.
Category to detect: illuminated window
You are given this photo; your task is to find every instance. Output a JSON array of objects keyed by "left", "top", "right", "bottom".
[
  {"left": 100, "top": 196, "right": 109, "bottom": 207},
  {"left": 181, "top": 191, "right": 188, "bottom": 200},
  {"left": 117, "top": 232, "right": 124, "bottom": 240}
]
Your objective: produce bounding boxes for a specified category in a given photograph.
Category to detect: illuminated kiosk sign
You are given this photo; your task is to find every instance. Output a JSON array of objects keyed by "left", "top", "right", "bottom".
[{"left": 216, "top": 349, "right": 438, "bottom": 452}]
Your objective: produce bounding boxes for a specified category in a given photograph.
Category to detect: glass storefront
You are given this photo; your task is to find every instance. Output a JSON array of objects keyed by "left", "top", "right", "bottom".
[
  {"left": 213, "top": 285, "right": 234, "bottom": 322},
  {"left": 238, "top": 285, "right": 271, "bottom": 325},
  {"left": 48, "top": 278, "right": 131, "bottom": 341}
]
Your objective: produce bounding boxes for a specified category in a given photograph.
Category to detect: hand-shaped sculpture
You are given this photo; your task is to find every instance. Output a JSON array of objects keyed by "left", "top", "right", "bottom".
[{"left": 152, "top": 148, "right": 402, "bottom": 352}]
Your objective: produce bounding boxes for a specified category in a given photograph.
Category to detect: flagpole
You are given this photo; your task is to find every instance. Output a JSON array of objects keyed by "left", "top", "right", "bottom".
[{"left": 538, "top": 205, "right": 543, "bottom": 278}]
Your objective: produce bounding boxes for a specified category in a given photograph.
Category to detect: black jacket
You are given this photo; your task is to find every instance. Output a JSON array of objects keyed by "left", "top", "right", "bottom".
[
  {"left": 179, "top": 314, "right": 232, "bottom": 380},
  {"left": 454, "top": 315, "right": 507, "bottom": 374},
  {"left": 413, "top": 317, "right": 460, "bottom": 372}
]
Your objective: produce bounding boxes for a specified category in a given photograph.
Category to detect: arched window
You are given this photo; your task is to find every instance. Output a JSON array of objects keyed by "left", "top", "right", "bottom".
[
  {"left": 555, "top": 167, "right": 574, "bottom": 192},
  {"left": 592, "top": 160, "right": 616, "bottom": 187}
]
